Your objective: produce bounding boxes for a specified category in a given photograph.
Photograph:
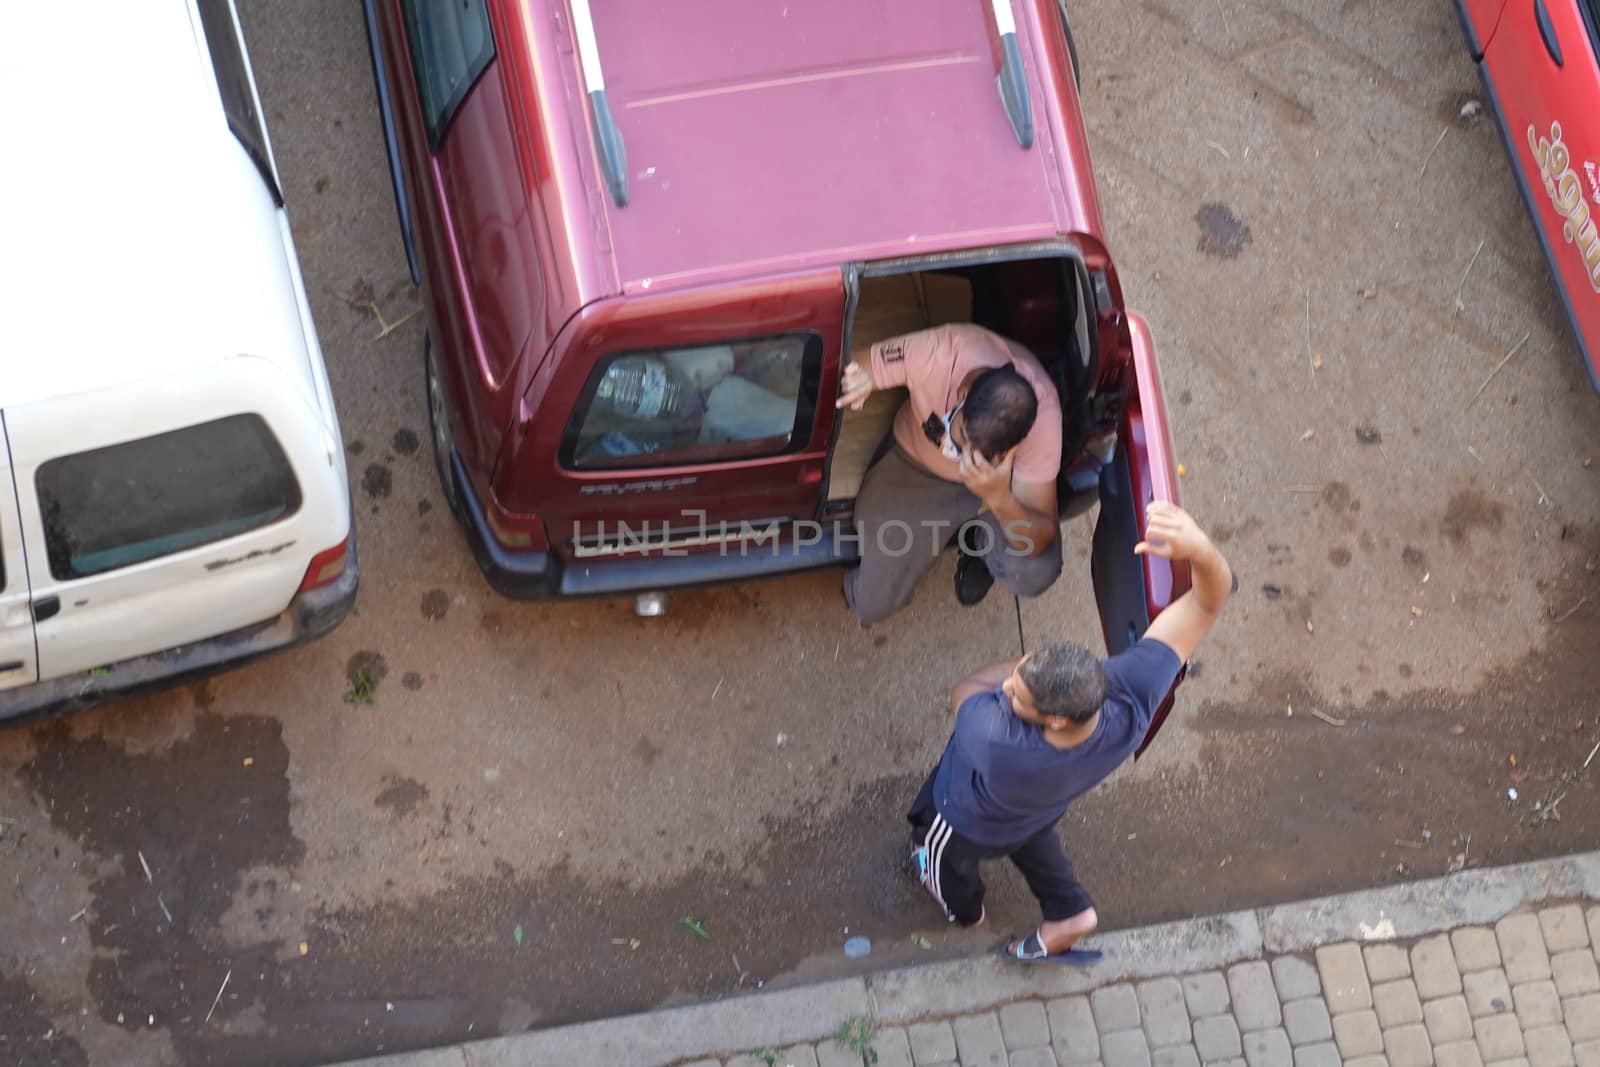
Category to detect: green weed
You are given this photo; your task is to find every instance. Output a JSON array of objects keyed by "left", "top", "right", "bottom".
[
  {"left": 343, "top": 670, "right": 375, "bottom": 704},
  {"left": 834, "top": 1015, "right": 878, "bottom": 1066},
  {"left": 674, "top": 916, "right": 710, "bottom": 941}
]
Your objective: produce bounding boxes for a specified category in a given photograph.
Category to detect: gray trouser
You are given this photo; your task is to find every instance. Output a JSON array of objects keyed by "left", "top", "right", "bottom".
[{"left": 844, "top": 446, "right": 1064, "bottom": 624}]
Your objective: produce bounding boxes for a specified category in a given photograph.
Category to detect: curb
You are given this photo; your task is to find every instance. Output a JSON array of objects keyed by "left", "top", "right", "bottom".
[{"left": 342, "top": 850, "right": 1600, "bottom": 1067}]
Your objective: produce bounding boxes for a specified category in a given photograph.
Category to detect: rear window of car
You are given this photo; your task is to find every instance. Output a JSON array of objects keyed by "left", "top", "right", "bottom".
[
  {"left": 563, "top": 333, "right": 823, "bottom": 469},
  {"left": 36, "top": 414, "right": 302, "bottom": 580}
]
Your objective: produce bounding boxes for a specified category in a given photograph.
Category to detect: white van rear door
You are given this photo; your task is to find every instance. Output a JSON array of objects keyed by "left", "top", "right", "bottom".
[
  {"left": 0, "top": 415, "right": 39, "bottom": 691},
  {"left": 7, "top": 364, "right": 346, "bottom": 681}
]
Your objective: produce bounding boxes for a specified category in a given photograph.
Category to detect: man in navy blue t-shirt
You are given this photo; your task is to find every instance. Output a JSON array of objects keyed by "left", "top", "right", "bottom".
[{"left": 908, "top": 503, "right": 1233, "bottom": 962}]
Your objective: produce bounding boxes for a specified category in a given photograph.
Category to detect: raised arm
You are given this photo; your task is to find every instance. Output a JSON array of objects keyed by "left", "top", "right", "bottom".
[
  {"left": 951, "top": 657, "right": 1021, "bottom": 715},
  {"left": 961, "top": 457, "right": 1059, "bottom": 555},
  {"left": 1136, "top": 503, "right": 1232, "bottom": 663}
]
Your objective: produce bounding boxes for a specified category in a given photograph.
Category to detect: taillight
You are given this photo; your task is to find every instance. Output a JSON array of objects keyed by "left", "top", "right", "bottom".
[
  {"left": 299, "top": 539, "right": 349, "bottom": 592},
  {"left": 484, "top": 506, "right": 535, "bottom": 548},
  {"left": 484, "top": 492, "right": 547, "bottom": 552}
]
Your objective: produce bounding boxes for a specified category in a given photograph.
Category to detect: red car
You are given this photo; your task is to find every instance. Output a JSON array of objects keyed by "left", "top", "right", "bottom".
[
  {"left": 1457, "top": 0, "right": 1600, "bottom": 385},
  {"left": 362, "top": 0, "right": 1186, "bottom": 702}
]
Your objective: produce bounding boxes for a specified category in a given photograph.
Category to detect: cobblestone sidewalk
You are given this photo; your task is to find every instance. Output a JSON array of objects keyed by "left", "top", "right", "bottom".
[
  {"left": 343, "top": 852, "right": 1600, "bottom": 1067},
  {"left": 689, "top": 902, "right": 1599, "bottom": 1067}
]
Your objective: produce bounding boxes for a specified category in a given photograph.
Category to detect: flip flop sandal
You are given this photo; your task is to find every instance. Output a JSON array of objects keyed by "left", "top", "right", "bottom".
[{"left": 1002, "top": 929, "right": 1105, "bottom": 966}]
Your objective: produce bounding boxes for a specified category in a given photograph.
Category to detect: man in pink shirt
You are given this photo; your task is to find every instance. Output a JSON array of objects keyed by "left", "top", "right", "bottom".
[{"left": 836, "top": 323, "right": 1063, "bottom": 622}]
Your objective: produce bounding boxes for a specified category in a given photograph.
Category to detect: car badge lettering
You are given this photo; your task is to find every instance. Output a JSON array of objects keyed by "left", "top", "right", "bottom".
[
  {"left": 1527, "top": 121, "right": 1600, "bottom": 292},
  {"left": 578, "top": 476, "right": 698, "bottom": 496},
  {"left": 1587, "top": 161, "right": 1600, "bottom": 207}
]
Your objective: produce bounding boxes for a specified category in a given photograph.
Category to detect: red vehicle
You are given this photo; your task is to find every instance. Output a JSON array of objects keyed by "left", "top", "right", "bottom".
[
  {"left": 362, "top": 0, "right": 1187, "bottom": 699},
  {"left": 1456, "top": 0, "right": 1600, "bottom": 386}
]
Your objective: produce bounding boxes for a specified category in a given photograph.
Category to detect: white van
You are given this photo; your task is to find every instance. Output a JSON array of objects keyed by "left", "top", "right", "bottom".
[{"left": 0, "top": 0, "right": 357, "bottom": 721}]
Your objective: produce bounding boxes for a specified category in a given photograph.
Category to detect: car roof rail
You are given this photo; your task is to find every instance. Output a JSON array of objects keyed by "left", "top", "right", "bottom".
[
  {"left": 571, "top": 0, "right": 628, "bottom": 206},
  {"left": 992, "top": 0, "right": 1034, "bottom": 149}
]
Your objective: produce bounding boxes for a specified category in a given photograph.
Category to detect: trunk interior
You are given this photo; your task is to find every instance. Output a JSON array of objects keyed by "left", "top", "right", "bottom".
[{"left": 827, "top": 251, "right": 1098, "bottom": 507}]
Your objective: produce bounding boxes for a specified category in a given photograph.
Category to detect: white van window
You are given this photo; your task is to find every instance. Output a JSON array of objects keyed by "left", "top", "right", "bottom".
[
  {"left": 402, "top": 0, "right": 496, "bottom": 147},
  {"left": 36, "top": 415, "right": 301, "bottom": 581},
  {"left": 195, "top": 0, "right": 281, "bottom": 204}
]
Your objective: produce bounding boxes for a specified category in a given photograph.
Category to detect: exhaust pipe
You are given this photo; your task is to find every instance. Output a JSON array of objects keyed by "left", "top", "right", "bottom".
[{"left": 634, "top": 592, "right": 668, "bottom": 617}]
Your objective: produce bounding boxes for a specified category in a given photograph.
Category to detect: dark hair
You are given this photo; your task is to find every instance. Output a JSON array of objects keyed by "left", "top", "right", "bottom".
[
  {"left": 1018, "top": 643, "right": 1107, "bottom": 723},
  {"left": 962, "top": 367, "right": 1038, "bottom": 460}
]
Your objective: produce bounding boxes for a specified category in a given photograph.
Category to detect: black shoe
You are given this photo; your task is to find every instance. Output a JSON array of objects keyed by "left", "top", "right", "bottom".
[{"left": 955, "top": 551, "right": 995, "bottom": 606}]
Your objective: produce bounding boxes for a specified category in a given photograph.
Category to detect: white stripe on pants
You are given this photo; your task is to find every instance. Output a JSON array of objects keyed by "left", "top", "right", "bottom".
[{"left": 923, "top": 815, "right": 956, "bottom": 922}]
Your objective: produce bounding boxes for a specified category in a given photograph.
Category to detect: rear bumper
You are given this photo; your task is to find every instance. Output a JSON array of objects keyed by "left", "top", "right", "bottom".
[
  {"left": 453, "top": 444, "right": 1110, "bottom": 602},
  {"left": 0, "top": 539, "right": 360, "bottom": 726},
  {"left": 453, "top": 453, "right": 850, "bottom": 600}
]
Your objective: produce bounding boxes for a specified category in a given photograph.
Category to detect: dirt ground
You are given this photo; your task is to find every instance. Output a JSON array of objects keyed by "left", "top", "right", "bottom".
[{"left": 3, "top": 1, "right": 1598, "bottom": 1065}]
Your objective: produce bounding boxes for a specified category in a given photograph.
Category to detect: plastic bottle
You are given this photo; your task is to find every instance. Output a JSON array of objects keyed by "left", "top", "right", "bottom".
[{"left": 595, "top": 358, "right": 702, "bottom": 420}]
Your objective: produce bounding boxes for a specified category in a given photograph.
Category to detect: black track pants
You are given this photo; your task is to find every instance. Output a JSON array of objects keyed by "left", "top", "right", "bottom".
[{"left": 907, "top": 764, "right": 1095, "bottom": 926}]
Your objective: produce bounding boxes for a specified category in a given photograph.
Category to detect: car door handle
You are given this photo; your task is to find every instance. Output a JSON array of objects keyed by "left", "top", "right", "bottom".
[
  {"left": 32, "top": 596, "right": 60, "bottom": 623},
  {"left": 1534, "top": 0, "right": 1563, "bottom": 66},
  {"left": 0, "top": 660, "right": 23, "bottom": 672}
]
